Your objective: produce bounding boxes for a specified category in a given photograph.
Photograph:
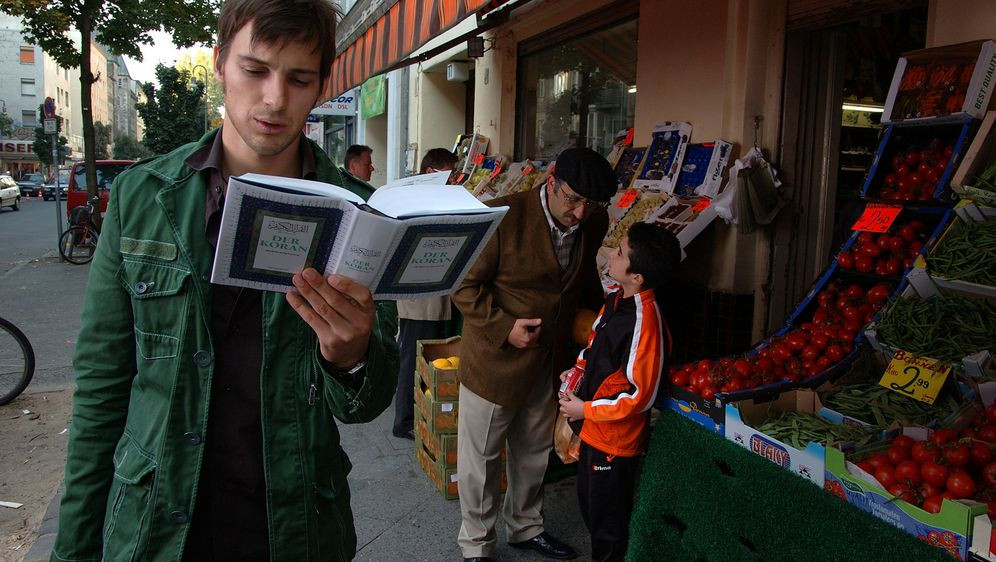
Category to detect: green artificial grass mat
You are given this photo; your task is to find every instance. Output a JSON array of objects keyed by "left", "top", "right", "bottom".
[{"left": 628, "top": 409, "right": 949, "bottom": 561}]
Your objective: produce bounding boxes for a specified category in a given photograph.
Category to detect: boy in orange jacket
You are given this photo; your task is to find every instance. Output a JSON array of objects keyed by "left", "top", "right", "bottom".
[{"left": 558, "top": 222, "right": 679, "bottom": 561}]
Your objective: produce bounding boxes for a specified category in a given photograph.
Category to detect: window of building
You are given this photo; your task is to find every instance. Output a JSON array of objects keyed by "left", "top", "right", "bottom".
[
  {"left": 22, "top": 110, "right": 36, "bottom": 126},
  {"left": 515, "top": 5, "right": 638, "bottom": 161},
  {"left": 19, "top": 46, "right": 34, "bottom": 64},
  {"left": 21, "top": 78, "right": 35, "bottom": 96}
]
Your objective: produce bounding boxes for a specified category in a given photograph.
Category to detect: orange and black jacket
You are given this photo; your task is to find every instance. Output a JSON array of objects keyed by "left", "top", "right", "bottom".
[{"left": 570, "top": 287, "right": 671, "bottom": 457}]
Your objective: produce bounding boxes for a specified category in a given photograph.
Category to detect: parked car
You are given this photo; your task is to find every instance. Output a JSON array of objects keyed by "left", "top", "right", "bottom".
[
  {"left": 0, "top": 175, "right": 20, "bottom": 211},
  {"left": 42, "top": 168, "right": 71, "bottom": 201},
  {"left": 66, "top": 160, "right": 134, "bottom": 219},
  {"left": 16, "top": 172, "right": 44, "bottom": 198}
]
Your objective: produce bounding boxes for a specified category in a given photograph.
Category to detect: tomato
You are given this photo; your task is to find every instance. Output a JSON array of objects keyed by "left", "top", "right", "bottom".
[
  {"left": 701, "top": 387, "right": 716, "bottom": 400},
  {"left": 930, "top": 428, "right": 957, "bottom": 447},
  {"left": 894, "top": 460, "right": 922, "bottom": 485},
  {"left": 801, "top": 345, "right": 821, "bottom": 362},
  {"left": 984, "top": 462, "right": 996, "bottom": 488},
  {"left": 920, "top": 461, "right": 950, "bottom": 487},
  {"left": 844, "top": 284, "right": 866, "bottom": 299},
  {"left": 862, "top": 243, "right": 882, "bottom": 258},
  {"left": 888, "top": 482, "right": 917, "bottom": 504},
  {"left": 754, "top": 357, "right": 773, "bottom": 373},
  {"left": 944, "top": 443, "right": 971, "bottom": 468},
  {"left": 866, "top": 453, "right": 891, "bottom": 471},
  {"left": 905, "top": 151, "right": 919, "bottom": 166},
  {"left": 921, "top": 494, "right": 944, "bottom": 514},
  {"left": 670, "top": 371, "right": 689, "bottom": 387},
  {"left": 842, "top": 306, "right": 862, "bottom": 323},
  {"left": 811, "top": 308, "right": 829, "bottom": 325},
  {"left": 785, "top": 333, "right": 807, "bottom": 352},
  {"left": 876, "top": 234, "right": 892, "bottom": 251},
  {"left": 899, "top": 224, "right": 917, "bottom": 242},
  {"left": 732, "top": 359, "right": 751, "bottom": 379},
  {"left": 854, "top": 255, "right": 874, "bottom": 273},
  {"left": 825, "top": 344, "right": 845, "bottom": 363},
  {"left": 883, "top": 257, "right": 902, "bottom": 276},
  {"left": 892, "top": 435, "right": 915, "bottom": 449},
  {"left": 919, "top": 481, "right": 942, "bottom": 499},
  {"left": 866, "top": 283, "right": 891, "bottom": 304},
  {"left": 891, "top": 154, "right": 905, "bottom": 171},
  {"left": 874, "top": 467, "right": 896, "bottom": 489},
  {"left": 696, "top": 359, "right": 713, "bottom": 372},
  {"left": 945, "top": 472, "right": 976, "bottom": 499},
  {"left": 986, "top": 404, "right": 996, "bottom": 425},
  {"left": 979, "top": 425, "right": 996, "bottom": 443},
  {"left": 837, "top": 251, "right": 854, "bottom": 269},
  {"left": 857, "top": 460, "right": 875, "bottom": 474},
  {"left": 857, "top": 232, "right": 876, "bottom": 246},
  {"left": 886, "top": 446, "right": 911, "bottom": 466}
]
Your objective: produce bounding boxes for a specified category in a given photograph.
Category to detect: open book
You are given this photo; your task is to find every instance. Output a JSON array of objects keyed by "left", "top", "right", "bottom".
[{"left": 210, "top": 172, "right": 508, "bottom": 299}]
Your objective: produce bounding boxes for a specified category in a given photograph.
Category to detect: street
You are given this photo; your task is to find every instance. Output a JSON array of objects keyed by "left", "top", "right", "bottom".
[{"left": 0, "top": 195, "right": 589, "bottom": 561}]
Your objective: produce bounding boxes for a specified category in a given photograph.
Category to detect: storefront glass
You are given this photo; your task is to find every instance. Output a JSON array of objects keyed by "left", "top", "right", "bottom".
[{"left": 516, "top": 17, "right": 638, "bottom": 161}]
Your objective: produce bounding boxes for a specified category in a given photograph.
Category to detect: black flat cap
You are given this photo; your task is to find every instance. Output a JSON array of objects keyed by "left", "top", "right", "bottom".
[{"left": 552, "top": 147, "right": 616, "bottom": 202}]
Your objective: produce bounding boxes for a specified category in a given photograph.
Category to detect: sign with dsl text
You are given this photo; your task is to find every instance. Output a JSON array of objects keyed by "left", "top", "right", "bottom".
[{"left": 312, "top": 93, "right": 357, "bottom": 116}]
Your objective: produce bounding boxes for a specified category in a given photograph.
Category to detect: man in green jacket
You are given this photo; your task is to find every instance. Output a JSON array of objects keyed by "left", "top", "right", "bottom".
[{"left": 52, "top": 1, "right": 399, "bottom": 560}]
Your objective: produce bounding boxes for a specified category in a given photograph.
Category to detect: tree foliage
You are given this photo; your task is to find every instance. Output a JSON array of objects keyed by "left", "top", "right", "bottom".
[
  {"left": 112, "top": 134, "right": 151, "bottom": 160},
  {"left": 94, "top": 121, "right": 112, "bottom": 159},
  {"left": 33, "top": 105, "right": 70, "bottom": 168},
  {"left": 177, "top": 50, "right": 223, "bottom": 130},
  {"left": 137, "top": 64, "right": 207, "bottom": 156},
  {"left": 0, "top": 0, "right": 217, "bottom": 212},
  {"left": 0, "top": 109, "right": 12, "bottom": 138}
]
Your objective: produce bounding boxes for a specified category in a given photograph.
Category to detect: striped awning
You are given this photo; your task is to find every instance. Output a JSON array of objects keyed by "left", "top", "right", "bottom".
[{"left": 329, "top": 0, "right": 508, "bottom": 98}]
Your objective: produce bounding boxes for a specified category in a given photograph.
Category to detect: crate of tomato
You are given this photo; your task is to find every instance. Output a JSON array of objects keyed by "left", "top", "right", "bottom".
[
  {"left": 834, "top": 204, "right": 952, "bottom": 278},
  {"left": 860, "top": 116, "right": 979, "bottom": 201}
]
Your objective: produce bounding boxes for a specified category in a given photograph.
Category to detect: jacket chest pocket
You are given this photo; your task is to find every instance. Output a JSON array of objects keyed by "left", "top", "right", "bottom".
[{"left": 117, "top": 259, "right": 193, "bottom": 361}]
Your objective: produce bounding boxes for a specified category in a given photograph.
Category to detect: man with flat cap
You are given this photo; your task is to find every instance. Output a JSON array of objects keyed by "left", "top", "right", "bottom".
[{"left": 452, "top": 147, "right": 614, "bottom": 561}]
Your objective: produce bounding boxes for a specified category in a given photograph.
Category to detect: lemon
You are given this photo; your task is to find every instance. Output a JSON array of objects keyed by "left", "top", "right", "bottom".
[
  {"left": 432, "top": 358, "right": 453, "bottom": 369},
  {"left": 446, "top": 356, "right": 461, "bottom": 369},
  {"left": 425, "top": 388, "right": 432, "bottom": 398}
]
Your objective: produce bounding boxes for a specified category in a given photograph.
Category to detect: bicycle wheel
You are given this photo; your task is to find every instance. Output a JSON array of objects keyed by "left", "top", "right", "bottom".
[
  {"left": 60, "top": 225, "right": 98, "bottom": 264},
  {"left": 0, "top": 317, "right": 34, "bottom": 405}
]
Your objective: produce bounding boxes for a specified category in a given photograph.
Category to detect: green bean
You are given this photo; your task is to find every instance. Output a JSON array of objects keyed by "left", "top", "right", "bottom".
[
  {"left": 876, "top": 292, "right": 996, "bottom": 362},
  {"left": 927, "top": 219, "right": 996, "bottom": 286}
]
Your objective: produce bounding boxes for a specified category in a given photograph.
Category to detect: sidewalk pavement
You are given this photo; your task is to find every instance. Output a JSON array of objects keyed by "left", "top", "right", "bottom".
[{"left": 25, "top": 402, "right": 590, "bottom": 561}]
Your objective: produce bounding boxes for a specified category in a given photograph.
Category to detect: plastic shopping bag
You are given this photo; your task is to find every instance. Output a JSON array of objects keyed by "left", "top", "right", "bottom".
[{"left": 554, "top": 412, "right": 581, "bottom": 464}]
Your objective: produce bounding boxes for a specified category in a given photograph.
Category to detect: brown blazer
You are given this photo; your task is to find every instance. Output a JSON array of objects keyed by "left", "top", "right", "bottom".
[{"left": 452, "top": 188, "right": 608, "bottom": 407}]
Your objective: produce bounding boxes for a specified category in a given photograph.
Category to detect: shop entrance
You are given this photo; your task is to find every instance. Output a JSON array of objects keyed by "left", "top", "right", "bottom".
[{"left": 769, "top": 4, "right": 927, "bottom": 331}]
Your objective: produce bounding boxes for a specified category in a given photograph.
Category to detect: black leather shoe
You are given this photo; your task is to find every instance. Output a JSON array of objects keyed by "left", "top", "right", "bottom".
[
  {"left": 509, "top": 532, "right": 577, "bottom": 559},
  {"left": 392, "top": 429, "right": 414, "bottom": 440}
]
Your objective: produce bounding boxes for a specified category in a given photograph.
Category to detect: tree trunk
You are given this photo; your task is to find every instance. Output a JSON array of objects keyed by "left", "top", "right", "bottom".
[{"left": 79, "top": 15, "right": 100, "bottom": 225}]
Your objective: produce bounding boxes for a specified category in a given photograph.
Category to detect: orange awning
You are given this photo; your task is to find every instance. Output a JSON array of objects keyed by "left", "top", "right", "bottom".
[{"left": 329, "top": 0, "right": 508, "bottom": 98}]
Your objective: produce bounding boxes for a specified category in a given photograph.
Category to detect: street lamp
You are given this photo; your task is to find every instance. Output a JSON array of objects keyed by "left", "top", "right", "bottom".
[{"left": 191, "top": 64, "right": 209, "bottom": 134}]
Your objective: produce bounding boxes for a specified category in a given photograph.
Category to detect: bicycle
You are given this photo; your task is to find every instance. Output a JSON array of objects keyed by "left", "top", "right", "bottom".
[
  {"left": 60, "top": 196, "right": 101, "bottom": 265},
  {"left": 0, "top": 316, "right": 35, "bottom": 405}
]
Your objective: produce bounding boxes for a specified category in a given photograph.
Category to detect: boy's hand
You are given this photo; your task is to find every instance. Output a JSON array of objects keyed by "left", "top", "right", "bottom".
[{"left": 558, "top": 391, "right": 585, "bottom": 422}]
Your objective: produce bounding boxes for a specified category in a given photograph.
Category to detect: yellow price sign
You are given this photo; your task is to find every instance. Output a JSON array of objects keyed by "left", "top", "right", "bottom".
[{"left": 878, "top": 350, "right": 952, "bottom": 404}]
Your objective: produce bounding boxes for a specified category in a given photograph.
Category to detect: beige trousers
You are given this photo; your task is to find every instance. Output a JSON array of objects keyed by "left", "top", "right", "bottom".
[{"left": 456, "top": 381, "right": 557, "bottom": 558}]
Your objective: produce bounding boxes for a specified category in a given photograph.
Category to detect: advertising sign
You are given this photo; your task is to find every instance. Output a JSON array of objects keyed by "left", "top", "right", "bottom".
[{"left": 312, "top": 92, "right": 358, "bottom": 116}]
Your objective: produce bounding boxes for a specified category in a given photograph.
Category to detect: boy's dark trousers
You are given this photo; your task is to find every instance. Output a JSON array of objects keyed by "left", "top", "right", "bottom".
[{"left": 577, "top": 441, "right": 642, "bottom": 562}]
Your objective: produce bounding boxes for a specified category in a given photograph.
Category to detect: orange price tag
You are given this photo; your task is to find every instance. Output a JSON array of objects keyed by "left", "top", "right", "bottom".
[
  {"left": 522, "top": 165, "right": 535, "bottom": 175},
  {"left": 454, "top": 173, "right": 466, "bottom": 184},
  {"left": 852, "top": 203, "right": 902, "bottom": 233},
  {"left": 616, "top": 189, "right": 638, "bottom": 208},
  {"left": 475, "top": 154, "right": 485, "bottom": 165},
  {"left": 691, "top": 198, "right": 711, "bottom": 212},
  {"left": 490, "top": 164, "right": 502, "bottom": 178},
  {"left": 623, "top": 128, "right": 634, "bottom": 145}
]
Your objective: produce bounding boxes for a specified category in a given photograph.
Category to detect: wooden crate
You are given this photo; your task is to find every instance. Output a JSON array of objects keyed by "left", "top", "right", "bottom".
[
  {"left": 416, "top": 336, "right": 461, "bottom": 401},
  {"left": 415, "top": 433, "right": 507, "bottom": 501}
]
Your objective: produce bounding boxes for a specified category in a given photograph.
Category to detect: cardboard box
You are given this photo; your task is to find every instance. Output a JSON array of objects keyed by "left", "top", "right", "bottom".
[
  {"left": 971, "top": 514, "right": 996, "bottom": 561},
  {"left": 414, "top": 376, "right": 458, "bottom": 434},
  {"left": 911, "top": 201, "right": 996, "bottom": 299},
  {"left": 662, "top": 383, "right": 726, "bottom": 435},
  {"left": 883, "top": 40, "right": 996, "bottom": 123},
  {"left": 415, "top": 433, "right": 507, "bottom": 501},
  {"left": 951, "top": 110, "right": 996, "bottom": 204},
  {"left": 416, "top": 336, "right": 461, "bottom": 401},
  {"left": 415, "top": 415, "right": 458, "bottom": 467},
  {"left": 860, "top": 116, "right": 979, "bottom": 200},
  {"left": 825, "top": 444, "right": 987, "bottom": 560},
  {"left": 724, "top": 390, "right": 829, "bottom": 486},
  {"left": 632, "top": 122, "right": 692, "bottom": 194},
  {"left": 673, "top": 140, "right": 732, "bottom": 198}
]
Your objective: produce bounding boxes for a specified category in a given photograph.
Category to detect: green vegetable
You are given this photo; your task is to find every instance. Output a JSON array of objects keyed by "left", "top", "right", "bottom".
[
  {"left": 927, "top": 218, "right": 996, "bottom": 286},
  {"left": 755, "top": 410, "right": 878, "bottom": 450},
  {"left": 969, "top": 159, "right": 996, "bottom": 193},
  {"left": 875, "top": 292, "right": 996, "bottom": 362},
  {"left": 822, "top": 382, "right": 959, "bottom": 427}
]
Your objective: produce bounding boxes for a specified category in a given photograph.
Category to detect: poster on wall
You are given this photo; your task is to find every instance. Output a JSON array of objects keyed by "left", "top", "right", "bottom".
[{"left": 361, "top": 75, "right": 386, "bottom": 119}]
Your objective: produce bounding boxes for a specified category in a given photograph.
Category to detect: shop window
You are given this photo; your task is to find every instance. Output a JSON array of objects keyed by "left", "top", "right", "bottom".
[
  {"left": 19, "top": 46, "right": 34, "bottom": 64},
  {"left": 516, "top": 10, "right": 637, "bottom": 161},
  {"left": 21, "top": 78, "right": 35, "bottom": 96}
]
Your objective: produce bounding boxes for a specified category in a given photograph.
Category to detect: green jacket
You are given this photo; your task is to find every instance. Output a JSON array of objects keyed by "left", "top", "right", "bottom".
[{"left": 53, "top": 131, "right": 399, "bottom": 561}]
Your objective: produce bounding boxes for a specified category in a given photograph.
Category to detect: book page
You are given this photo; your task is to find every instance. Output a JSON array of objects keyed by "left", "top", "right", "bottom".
[
  {"left": 236, "top": 173, "right": 365, "bottom": 204},
  {"left": 367, "top": 183, "right": 492, "bottom": 218},
  {"left": 364, "top": 209, "right": 507, "bottom": 299},
  {"left": 326, "top": 211, "right": 398, "bottom": 288},
  {"left": 210, "top": 178, "right": 359, "bottom": 292}
]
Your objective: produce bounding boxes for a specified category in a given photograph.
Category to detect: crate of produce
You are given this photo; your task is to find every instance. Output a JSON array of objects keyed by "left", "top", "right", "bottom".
[
  {"left": 860, "top": 116, "right": 979, "bottom": 201},
  {"left": 415, "top": 433, "right": 507, "bottom": 501},
  {"left": 632, "top": 122, "right": 692, "bottom": 194},
  {"left": 824, "top": 431, "right": 989, "bottom": 561},
  {"left": 951, "top": 110, "right": 996, "bottom": 204},
  {"left": 416, "top": 336, "right": 461, "bottom": 401},
  {"left": 613, "top": 146, "right": 646, "bottom": 191},
  {"left": 672, "top": 140, "right": 732, "bottom": 197},
  {"left": 911, "top": 201, "right": 996, "bottom": 298},
  {"left": 883, "top": 39, "right": 996, "bottom": 123},
  {"left": 865, "top": 283, "right": 996, "bottom": 378},
  {"left": 661, "top": 377, "right": 727, "bottom": 435},
  {"left": 414, "top": 375, "right": 458, "bottom": 434},
  {"left": 724, "top": 389, "right": 879, "bottom": 487},
  {"left": 415, "top": 415, "right": 458, "bottom": 467}
]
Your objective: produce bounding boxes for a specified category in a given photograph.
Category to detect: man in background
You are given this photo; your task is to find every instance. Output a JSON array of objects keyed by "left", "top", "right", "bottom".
[
  {"left": 392, "top": 148, "right": 460, "bottom": 440},
  {"left": 343, "top": 144, "right": 375, "bottom": 194}
]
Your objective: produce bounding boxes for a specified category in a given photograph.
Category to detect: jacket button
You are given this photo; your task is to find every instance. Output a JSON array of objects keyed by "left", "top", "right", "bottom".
[
  {"left": 134, "top": 281, "right": 148, "bottom": 294},
  {"left": 183, "top": 432, "right": 201, "bottom": 445},
  {"left": 193, "top": 351, "right": 212, "bottom": 367},
  {"left": 170, "top": 511, "right": 188, "bottom": 524}
]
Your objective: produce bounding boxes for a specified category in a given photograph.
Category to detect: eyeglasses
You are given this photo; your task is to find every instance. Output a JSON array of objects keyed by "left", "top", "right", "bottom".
[{"left": 555, "top": 183, "right": 609, "bottom": 210}]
